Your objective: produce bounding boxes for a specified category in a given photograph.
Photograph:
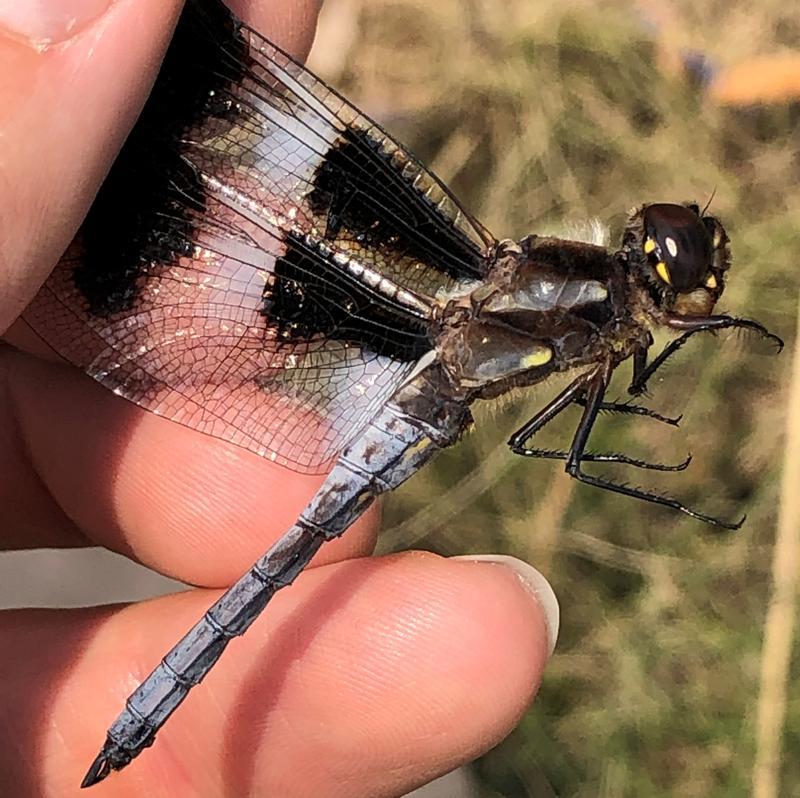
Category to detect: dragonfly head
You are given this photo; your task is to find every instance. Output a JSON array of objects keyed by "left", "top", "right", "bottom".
[{"left": 621, "top": 202, "right": 730, "bottom": 319}]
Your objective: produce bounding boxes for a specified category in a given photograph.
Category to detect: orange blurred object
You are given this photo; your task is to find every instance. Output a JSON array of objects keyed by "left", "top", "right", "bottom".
[{"left": 710, "top": 54, "right": 800, "bottom": 106}]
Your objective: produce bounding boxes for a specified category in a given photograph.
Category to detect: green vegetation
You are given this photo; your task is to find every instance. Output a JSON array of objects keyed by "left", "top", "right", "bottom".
[{"left": 313, "top": 1, "right": 799, "bottom": 795}]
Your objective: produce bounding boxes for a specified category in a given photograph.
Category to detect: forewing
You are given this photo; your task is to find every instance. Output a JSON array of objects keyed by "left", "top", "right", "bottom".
[{"left": 23, "top": 0, "right": 493, "bottom": 473}]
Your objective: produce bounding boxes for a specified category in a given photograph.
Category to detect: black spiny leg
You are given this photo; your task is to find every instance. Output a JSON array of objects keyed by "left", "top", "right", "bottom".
[
  {"left": 630, "top": 315, "right": 784, "bottom": 396},
  {"left": 628, "top": 329, "right": 697, "bottom": 397},
  {"left": 631, "top": 343, "right": 648, "bottom": 390},
  {"left": 576, "top": 396, "right": 682, "bottom": 427},
  {"left": 508, "top": 371, "right": 592, "bottom": 451},
  {"left": 567, "top": 370, "right": 744, "bottom": 529},
  {"left": 509, "top": 371, "right": 688, "bottom": 472},
  {"left": 522, "top": 449, "right": 691, "bottom": 472}
]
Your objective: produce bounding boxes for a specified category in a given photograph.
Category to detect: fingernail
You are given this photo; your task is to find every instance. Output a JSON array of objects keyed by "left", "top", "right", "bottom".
[
  {"left": 0, "top": 0, "right": 114, "bottom": 49},
  {"left": 451, "top": 554, "right": 560, "bottom": 657}
]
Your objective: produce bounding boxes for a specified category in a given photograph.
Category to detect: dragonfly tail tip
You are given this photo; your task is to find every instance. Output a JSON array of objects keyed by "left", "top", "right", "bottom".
[{"left": 80, "top": 751, "right": 112, "bottom": 789}]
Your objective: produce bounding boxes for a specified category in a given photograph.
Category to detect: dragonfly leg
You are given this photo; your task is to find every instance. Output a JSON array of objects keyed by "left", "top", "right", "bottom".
[
  {"left": 576, "top": 396, "right": 682, "bottom": 427},
  {"left": 508, "top": 369, "right": 687, "bottom": 471},
  {"left": 515, "top": 448, "right": 691, "bottom": 472},
  {"left": 507, "top": 370, "right": 593, "bottom": 451},
  {"left": 628, "top": 328, "right": 698, "bottom": 396},
  {"left": 629, "top": 315, "right": 783, "bottom": 396},
  {"left": 567, "top": 371, "right": 743, "bottom": 529}
]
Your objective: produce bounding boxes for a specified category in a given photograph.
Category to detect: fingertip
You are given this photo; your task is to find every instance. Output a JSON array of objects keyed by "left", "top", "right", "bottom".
[
  {"left": 0, "top": 0, "right": 185, "bottom": 328},
  {"left": 450, "top": 554, "right": 560, "bottom": 657},
  {"left": 0, "top": 0, "right": 115, "bottom": 49},
  {"left": 227, "top": 0, "right": 323, "bottom": 59}
]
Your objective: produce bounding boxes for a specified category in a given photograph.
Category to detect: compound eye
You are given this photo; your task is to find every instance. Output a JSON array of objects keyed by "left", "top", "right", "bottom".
[{"left": 642, "top": 203, "right": 714, "bottom": 291}]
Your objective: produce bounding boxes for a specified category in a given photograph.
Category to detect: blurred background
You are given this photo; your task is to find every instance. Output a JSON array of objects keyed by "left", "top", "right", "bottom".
[{"left": 2, "top": 0, "right": 798, "bottom": 795}]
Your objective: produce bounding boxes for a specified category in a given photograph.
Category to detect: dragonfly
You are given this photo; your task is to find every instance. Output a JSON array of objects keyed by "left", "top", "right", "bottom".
[{"left": 21, "top": 0, "right": 782, "bottom": 787}]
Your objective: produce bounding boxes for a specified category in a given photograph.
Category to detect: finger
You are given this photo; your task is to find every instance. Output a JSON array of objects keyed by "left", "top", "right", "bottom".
[
  {"left": 0, "top": 0, "right": 183, "bottom": 332},
  {"left": 0, "top": 0, "right": 321, "bottom": 333},
  {"left": 0, "top": 553, "right": 556, "bottom": 798},
  {"left": 2, "top": 345, "right": 378, "bottom": 585}
]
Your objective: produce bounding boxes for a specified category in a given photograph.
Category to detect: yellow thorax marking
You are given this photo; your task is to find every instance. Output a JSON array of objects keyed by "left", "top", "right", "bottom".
[{"left": 521, "top": 345, "right": 553, "bottom": 368}]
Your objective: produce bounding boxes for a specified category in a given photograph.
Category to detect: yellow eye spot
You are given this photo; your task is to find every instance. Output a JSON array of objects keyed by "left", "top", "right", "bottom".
[
  {"left": 656, "top": 261, "right": 672, "bottom": 286},
  {"left": 521, "top": 344, "right": 553, "bottom": 368},
  {"left": 705, "top": 273, "right": 718, "bottom": 289},
  {"left": 643, "top": 238, "right": 657, "bottom": 255},
  {"left": 713, "top": 229, "right": 722, "bottom": 248}
]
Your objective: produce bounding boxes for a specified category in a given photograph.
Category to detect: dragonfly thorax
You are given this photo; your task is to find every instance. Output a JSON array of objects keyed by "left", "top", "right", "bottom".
[{"left": 434, "top": 236, "right": 632, "bottom": 400}]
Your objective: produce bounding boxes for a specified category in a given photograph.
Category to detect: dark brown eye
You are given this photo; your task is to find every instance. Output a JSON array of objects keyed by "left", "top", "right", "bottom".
[{"left": 642, "top": 203, "right": 714, "bottom": 291}]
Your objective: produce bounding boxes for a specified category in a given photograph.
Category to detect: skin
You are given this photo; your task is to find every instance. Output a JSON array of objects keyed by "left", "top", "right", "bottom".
[{"left": 0, "top": 2, "right": 552, "bottom": 796}]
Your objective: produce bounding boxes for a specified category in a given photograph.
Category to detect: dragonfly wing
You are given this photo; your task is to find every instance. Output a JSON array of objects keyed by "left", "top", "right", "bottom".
[{"left": 23, "top": 0, "right": 494, "bottom": 473}]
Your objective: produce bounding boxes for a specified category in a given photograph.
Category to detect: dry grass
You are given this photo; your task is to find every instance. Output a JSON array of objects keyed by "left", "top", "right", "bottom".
[
  {"left": 310, "top": 1, "right": 800, "bottom": 795},
  {"left": 752, "top": 293, "right": 800, "bottom": 798}
]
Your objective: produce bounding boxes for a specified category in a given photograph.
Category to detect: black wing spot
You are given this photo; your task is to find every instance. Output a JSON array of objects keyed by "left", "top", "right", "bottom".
[
  {"left": 74, "top": 0, "right": 249, "bottom": 317},
  {"left": 265, "top": 232, "right": 432, "bottom": 362},
  {"left": 307, "top": 127, "right": 485, "bottom": 281}
]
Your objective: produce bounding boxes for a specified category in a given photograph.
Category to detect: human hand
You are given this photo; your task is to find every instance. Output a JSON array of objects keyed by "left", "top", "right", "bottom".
[{"left": 0, "top": 2, "right": 559, "bottom": 795}]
